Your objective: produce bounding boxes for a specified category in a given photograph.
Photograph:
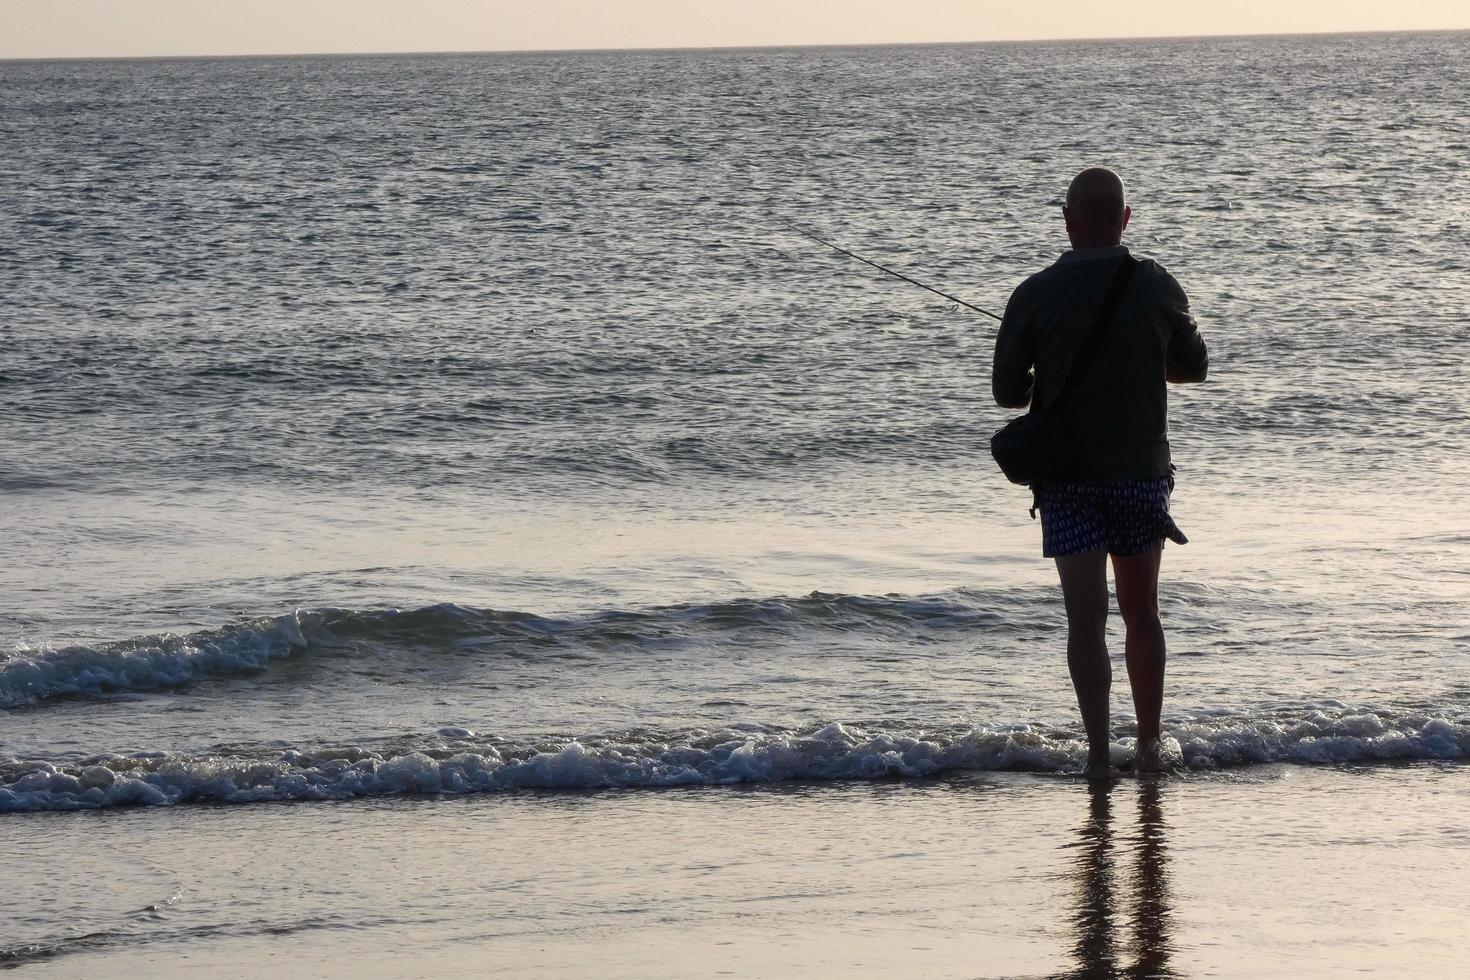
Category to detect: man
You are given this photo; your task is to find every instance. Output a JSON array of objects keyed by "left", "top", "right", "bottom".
[{"left": 992, "top": 167, "right": 1209, "bottom": 777}]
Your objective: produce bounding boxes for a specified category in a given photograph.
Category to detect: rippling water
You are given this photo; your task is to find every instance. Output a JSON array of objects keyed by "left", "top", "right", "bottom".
[
  {"left": 4, "top": 30, "right": 1470, "bottom": 973},
  {"left": 2, "top": 34, "right": 1469, "bottom": 962}
]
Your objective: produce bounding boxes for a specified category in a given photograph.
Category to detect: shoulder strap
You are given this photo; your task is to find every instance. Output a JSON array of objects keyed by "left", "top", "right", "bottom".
[{"left": 1047, "top": 255, "right": 1137, "bottom": 414}]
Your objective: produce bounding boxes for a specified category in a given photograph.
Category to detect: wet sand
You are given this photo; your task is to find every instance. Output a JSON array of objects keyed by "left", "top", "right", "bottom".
[{"left": 11, "top": 762, "right": 1467, "bottom": 978}]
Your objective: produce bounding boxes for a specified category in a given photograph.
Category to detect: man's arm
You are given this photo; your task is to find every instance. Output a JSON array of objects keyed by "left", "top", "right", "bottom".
[
  {"left": 1163, "top": 275, "right": 1208, "bottom": 383},
  {"left": 992, "top": 284, "right": 1035, "bottom": 408}
]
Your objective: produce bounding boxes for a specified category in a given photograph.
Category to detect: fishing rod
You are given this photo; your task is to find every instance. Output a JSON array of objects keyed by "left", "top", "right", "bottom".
[{"left": 778, "top": 219, "right": 1002, "bottom": 322}]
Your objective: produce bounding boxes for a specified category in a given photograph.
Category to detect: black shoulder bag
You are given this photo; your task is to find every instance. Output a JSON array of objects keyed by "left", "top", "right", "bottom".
[{"left": 990, "top": 256, "right": 1138, "bottom": 490}]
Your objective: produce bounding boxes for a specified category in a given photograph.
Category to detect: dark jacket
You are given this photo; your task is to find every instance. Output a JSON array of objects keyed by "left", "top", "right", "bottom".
[{"left": 991, "top": 245, "right": 1208, "bottom": 482}]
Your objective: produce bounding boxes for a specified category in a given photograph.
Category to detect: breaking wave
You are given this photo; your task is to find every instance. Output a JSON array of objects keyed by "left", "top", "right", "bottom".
[
  {"left": 0, "top": 614, "right": 309, "bottom": 708},
  {"left": 0, "top": 593, "right": 1019, "bottom": 709},
  {"left": 3, "top": 710, "right": 1465, "bottom": 812}
]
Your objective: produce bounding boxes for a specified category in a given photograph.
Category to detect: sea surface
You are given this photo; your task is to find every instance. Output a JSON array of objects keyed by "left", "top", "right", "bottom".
[{"left": 2, "top": 32, "right": 1468, "bottom": 973}]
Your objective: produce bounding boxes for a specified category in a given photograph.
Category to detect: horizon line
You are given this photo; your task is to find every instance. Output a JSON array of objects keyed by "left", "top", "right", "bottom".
[{"left": 2, "top": 25, "right": 1465, "bottom": 64}]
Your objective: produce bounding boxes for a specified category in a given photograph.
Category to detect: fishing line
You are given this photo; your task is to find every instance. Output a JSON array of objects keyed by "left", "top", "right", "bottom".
[{"left": 777, "top": 219, "right": 1002, "bottom": 321}]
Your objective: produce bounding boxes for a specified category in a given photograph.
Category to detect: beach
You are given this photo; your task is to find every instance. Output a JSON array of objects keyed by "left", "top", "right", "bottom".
[
  {"left": 3, "top": 30, "right": 1468, "bottom": 976},
  {"left": 11, "top": 765, "right": 1468, "bottom": 977}
]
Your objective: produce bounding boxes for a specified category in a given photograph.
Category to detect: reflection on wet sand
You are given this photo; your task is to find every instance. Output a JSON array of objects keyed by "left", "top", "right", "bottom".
[{"left": 1066, "top": 777, "right": 1173, "bottom": 978}]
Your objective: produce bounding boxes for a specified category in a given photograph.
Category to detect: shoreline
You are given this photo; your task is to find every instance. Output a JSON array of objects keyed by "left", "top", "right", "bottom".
[{"left": 10, "top": 762, "right": 1468, "bottom": 978}]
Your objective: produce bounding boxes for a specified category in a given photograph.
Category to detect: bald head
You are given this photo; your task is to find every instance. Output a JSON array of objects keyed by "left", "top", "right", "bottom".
[{"left": 1063, "top": 167, "right": 1130, "bottom": 248}]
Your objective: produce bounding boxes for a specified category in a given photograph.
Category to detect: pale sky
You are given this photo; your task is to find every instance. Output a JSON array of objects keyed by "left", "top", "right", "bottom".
[{"left": 2, "top": 0, "right": 1465, "bottom": 59}]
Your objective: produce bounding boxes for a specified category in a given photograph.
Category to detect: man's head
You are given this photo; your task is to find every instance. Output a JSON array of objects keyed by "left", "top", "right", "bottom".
[{"left": 1063, "top": 167, "right": 1131, "bottom": 249}]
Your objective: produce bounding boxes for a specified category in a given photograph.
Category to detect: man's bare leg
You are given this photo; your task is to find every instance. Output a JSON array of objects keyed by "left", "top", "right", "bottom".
[
  {"left": 1055, "top": 548, "right": 1112, "bottom": 777},
  {"left": 1112, "top": 543, "right": 1166, "bottom": 771}
]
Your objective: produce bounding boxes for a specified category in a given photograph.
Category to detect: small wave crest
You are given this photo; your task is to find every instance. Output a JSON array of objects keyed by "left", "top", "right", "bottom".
[
  {"left": 3, "top": 709, "right": 1465, "bottom": 812},
  {"left": 0, "top": 614, "right": 308, "bottom": 708},
  {"left": 0, "top": 593, "right": 1009, "bottom": 708}
]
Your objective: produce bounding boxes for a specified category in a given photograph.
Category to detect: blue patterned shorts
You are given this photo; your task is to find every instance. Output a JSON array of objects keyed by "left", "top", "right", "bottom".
[{"left": 1039, "top": 476, "right": 1188, "bottom": 558}]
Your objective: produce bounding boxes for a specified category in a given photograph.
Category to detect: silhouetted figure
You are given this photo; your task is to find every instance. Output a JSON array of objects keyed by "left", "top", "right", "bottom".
[
  {"left": 992, "top": 168, "right": 1209, "bottom": 777},
  {"left": 1066, "top": 779, "right": 1174, "bottom": 978}
]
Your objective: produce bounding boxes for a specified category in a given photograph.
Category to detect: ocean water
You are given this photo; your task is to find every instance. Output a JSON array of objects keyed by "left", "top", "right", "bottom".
[{"left": 2, "top": 31, "right": 1469, "bottom": 972}]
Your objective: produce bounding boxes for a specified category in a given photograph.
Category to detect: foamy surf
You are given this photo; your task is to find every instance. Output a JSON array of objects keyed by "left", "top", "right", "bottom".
[{"left": 3, "top": 710, "right": 1465, "bottom": 811}]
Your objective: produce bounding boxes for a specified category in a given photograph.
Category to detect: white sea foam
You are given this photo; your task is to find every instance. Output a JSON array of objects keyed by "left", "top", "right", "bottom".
[
  {"left": 0, "top": 614, "right": 307, "bottom": 707},
  {"left": 2, "top": 711, "right": 1465, "bottom": 812}
]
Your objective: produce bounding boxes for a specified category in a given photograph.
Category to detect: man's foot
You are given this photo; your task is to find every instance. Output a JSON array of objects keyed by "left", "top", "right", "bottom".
[
  {"left": 1131, "top": 739, "right": 1165, "bottom": 773},
  {"left": 1083, "top": 751, "right": 1115, "bottom": 780}
]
